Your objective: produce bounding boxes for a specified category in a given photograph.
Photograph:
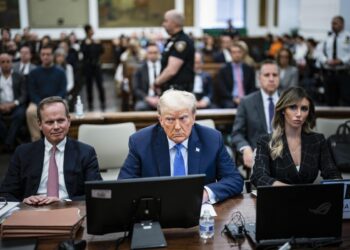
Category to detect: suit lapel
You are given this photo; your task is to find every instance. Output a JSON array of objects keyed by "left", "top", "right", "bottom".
[
  {"left": 188, "top": 126, "right": 201, "bottom": 175},
  {"left": 154, "top": 125, "right": 171, "bottom": 176},
  {"left": 226, "top": 63, "right": 234, "bottom": 92},
  {"left": 143, "top": 64, "right": 150, "bottom": 91},
  {"left": 255, "top": 92, "right": 268, "bottom": 132},
  {"left": 30, "top": 140, "right": 46, "bottom": 194},
  {"left": 63, "top": 138, "right": 76, "bottom": 194}
]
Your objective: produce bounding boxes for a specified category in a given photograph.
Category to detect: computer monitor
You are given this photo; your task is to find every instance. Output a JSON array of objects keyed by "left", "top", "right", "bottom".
[{"left": 85, "top": 174, "right": 205, "bottom": 249}]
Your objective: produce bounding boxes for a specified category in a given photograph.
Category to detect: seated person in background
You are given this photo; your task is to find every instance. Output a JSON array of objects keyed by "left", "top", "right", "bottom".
[
  {"left": 276, "top": 48, "right": 299, "bottom": 91},
  {"left": 0, "top": 96, "right": 102, "bottom": 205},
  {"left": 200, "top": 34, "right": 217, "bottom": 63},
  {"left": 133, "top": 43, "right": 161, "bottom": 111},
  {"left": 250, "top": 87, "right": 341, "bottom": 187},
  {"left": 12, "top": 45, "right": 37, "bottom": 82},
  {"left": 232, "top": 60, "right": 280, "bottom": 170},
  {"left": 213, "top": 33, "right": 233, "bottom": 63},
  {"left": 26, "top": 44, "right": 67, "bottom": 141},
  {"left": 118, "top": 89, "right": 243, "bottom": 203},
  {"left": 193, "top": 52, "right": 213, "bottom": 109},
  {"left": 54, "top": 48, "right": 75, "bottom": 94},
  {"left": 0, "top": 53, "right": 27, "bottom": 152},
  {"left": 217, "top": 42, "right": 256, "bottom": 108}
]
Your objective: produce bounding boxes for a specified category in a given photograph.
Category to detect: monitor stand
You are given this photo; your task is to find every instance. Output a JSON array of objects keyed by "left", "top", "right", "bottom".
[{"left": 130, "top": 221, "right": 167, "bottom": 249}]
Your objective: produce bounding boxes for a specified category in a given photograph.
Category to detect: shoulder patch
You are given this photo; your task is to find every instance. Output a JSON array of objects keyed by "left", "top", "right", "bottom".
[{"left": 175, "top": 41, "right": 186, "bottom": 52}]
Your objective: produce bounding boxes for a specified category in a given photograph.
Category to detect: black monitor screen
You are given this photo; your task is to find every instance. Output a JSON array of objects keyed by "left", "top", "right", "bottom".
[{"left": 85, "top": 174, "right": 205, "bottom": 235}]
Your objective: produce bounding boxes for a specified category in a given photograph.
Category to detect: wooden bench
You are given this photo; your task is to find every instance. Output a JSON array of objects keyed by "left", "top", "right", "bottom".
[{"left": 68, "top": 107, "right": 350, "bottom": 139}]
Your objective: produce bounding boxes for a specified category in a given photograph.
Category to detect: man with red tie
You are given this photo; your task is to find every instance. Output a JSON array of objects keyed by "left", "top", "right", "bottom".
[
  {"left": 217, "top": 42, "right": 256, "bottom": 108},
  {"left": 0, "top": 96, "right": 102, "bottom": 205}
]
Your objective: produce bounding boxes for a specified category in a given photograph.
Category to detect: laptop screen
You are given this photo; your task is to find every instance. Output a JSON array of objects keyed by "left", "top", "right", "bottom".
[
  {"left": 256, "top": 184, "right": 343, "bottom": 242},
  {"left": 322, "top": 179, "right": 350, "bottom": 219}
]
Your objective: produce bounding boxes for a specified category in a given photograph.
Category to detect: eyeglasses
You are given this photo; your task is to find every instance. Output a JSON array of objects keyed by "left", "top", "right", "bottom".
[{"left": 0, "top": 197, "right": 7, "bottom": 210}]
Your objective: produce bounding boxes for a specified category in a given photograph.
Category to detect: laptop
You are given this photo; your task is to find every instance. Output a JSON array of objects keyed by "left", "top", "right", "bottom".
[
  {"left": 245, "top": 184, "right": 344, "bottom": 248},
  {"left": 322, "top": 179, "right": 350, "bottom": 219}
]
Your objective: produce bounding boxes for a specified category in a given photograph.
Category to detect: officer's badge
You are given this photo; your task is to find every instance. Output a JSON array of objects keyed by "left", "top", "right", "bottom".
[{"left": 175, "top": 41, "right": 186, "bottom": 52}]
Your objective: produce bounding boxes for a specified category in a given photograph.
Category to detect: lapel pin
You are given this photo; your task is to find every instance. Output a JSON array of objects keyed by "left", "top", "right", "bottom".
[{"left": 196, "top": 147, "right": 200, "bottom": 152}]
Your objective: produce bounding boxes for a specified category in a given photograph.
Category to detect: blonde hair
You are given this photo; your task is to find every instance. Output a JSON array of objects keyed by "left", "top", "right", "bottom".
[
  {"left": 157, "top": 89, "right": 196, "bottom": 115},
  {"left": 270, "top": 87, "right": 315, "bottom": 159}
]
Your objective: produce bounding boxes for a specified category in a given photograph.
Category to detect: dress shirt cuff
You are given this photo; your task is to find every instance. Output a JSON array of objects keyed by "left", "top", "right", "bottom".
[
  {"left": 239, "top": 145, "right": 251, "bottom": 153},
  {"left": 201, "top": 96, "right": 211, "bottom": 105},
  {"left": 204, "top": 186, "right": 217, "bottom": 204}
]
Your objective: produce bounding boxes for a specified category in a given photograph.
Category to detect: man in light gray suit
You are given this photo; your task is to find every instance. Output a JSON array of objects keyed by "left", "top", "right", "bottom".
[{"left": 232, "top": 60, "right": 280, "bottom": 170}]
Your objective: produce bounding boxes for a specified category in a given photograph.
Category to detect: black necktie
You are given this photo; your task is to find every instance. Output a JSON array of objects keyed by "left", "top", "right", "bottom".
[
  {"left": 333, "top": 34, "right": 337, "bottom": 59},
  {"left": 268, "top": 97, "right": 274, "bottom": 131},
  {"left": 20, "top": 64, "right": 25, "bottom": 74},
  {"left": 153, "top": 63, "right": 157, "bottom": 79}
]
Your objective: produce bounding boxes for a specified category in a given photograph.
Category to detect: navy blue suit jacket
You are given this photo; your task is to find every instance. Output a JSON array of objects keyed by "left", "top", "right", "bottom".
[
  {"left": 118, "top": 123, "right": 243, "bottom": 202},
  {"left": 217, "top": 62, "right": 256, "bottom": 107},
  {"left": 0, "top": 138, "right": 102, "bottom": 201}
]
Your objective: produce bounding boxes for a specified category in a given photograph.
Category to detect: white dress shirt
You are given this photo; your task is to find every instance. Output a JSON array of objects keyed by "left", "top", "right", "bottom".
[
  {"left": 0, "top": 74, "right": 14, "bottom": 103},
  {"left": 316, "top": 29, "right": 350, "bottom": 69},
  {"left": 19, "top": 62, "right": 30, "bottom": 75},
  {"left": 37, "top": 138, "right": 69, "bottom": 199},
  {"left": 167, "top": 137, "right": 216, "bottom": 204},
  {"left": 147, "top": 60, "right": 161, "bottom": 96}
]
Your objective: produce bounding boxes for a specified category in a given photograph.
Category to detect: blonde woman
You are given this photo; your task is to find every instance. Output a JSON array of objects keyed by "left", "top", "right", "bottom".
[{"left": 251, "top": 87, "right": 341, "bottom": 187}]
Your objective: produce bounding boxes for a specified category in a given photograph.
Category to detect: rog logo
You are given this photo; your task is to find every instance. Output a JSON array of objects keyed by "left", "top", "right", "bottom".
[{"left": 309, "top": 202, "right": 332, "bottom": 215}]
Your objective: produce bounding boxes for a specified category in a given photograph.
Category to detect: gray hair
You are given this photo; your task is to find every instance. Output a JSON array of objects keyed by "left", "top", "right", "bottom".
[
  {"left": 166, "top": 9, "right": 184, "bottom": 27},
  {"left": 157, "top": 89, "right": 196, "bottom": 115}
]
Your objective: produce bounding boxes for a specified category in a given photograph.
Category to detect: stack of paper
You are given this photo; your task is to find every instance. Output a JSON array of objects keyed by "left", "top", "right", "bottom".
[{"left": 1, "top": 207, "right": 84, "bottom": 238}]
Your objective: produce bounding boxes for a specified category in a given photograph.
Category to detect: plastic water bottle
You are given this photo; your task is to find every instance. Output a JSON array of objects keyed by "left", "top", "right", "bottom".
[
  {"left": 199, "top": 209, "right": 214, "bottom": 239},
  {"left": 75, "top": 95, "right": 84, "bottom": 118}
]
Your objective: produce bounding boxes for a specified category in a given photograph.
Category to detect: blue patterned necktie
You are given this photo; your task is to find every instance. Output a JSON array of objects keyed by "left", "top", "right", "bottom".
[
  {"left": 268, "top": 97, "right": 275, "bottom": 131},
  {"left": 173, "top": 144, "right": 185, "bottom": 176}
]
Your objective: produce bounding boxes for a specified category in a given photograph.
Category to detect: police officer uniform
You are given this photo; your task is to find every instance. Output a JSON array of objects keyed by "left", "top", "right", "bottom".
[
  {"left": 161, "top": 30, "right": 195, "bottom": 92},
  {"left": 317, "top": 30, "right": 350, "bottom": 106}
]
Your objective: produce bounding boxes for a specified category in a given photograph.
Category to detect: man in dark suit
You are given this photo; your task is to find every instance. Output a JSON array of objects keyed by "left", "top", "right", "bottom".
[
  {"left": 232, "top": 60, "right": 280, "bottom": 169},
  {"left": 193, "top": 52, "right": 213, "bottom": 109},
  {"left": 12, "top": 45, "right": 37, "bottom": 80},
  {"left": 133, "top": 43, "right": 161, "bottom": 111},
  {"left": 0, "top": 96, "right": 102, "bottom": 205},
  {"left": 217, "top": 43, "right": 256, "bottom": 108},
  {"left": 213, "top": 33, "right": 233, "bottom": 63},
  {"left": 119, "top": 89, "right": 243, "bottom": 203},
  {"left": 0, "top": 53, "right": 27, "bottom": 152}
]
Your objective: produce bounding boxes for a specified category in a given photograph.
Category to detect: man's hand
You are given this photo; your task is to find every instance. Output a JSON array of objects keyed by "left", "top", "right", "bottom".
[
  {"left": 243, "top": 147, "right": 254, "bottom": 168},
  {"left": 145, "top": 96, "right": 159, "bottom": 108},
  {"left": 23, "top": 195, "right": 60, "bottom": 205},
  {"left": 196, "top": 100, "right": 208, "bottom": 109},
  {"left": 272, "top": 181, "right": 289, "bottom": 186},
  {"left": 0, "top": 103, "right": 15, "bottom": 113},
  {"left": 326, "top": 59, "right": 343, "bottom": 66},
  {"left": 233, "top": 97, "right": 241, "bottom": 106}
]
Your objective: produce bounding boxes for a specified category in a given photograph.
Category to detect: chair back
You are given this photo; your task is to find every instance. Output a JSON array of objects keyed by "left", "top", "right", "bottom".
[
  {"left": 78, "top": 123, "right": 136, "bottom": 170},
  {"left": 196, "top": 119, "right": 215, "bottom": 129},
  {"left": 315, "top": 118, "right": 348, "bottom": 139}
]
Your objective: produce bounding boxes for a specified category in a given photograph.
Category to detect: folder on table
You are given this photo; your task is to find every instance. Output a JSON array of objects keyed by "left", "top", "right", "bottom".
[{"left": 1, "top": 207, "right": 84, "bottom": 239}]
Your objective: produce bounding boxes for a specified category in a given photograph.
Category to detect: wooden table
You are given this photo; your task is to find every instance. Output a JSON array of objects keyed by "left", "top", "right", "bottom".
[
  {"left": 68, "top": 107, "right": 350, "bottom": 139},
  {"left": 20, "top": 194, "right": 350, "bottom": 249}
]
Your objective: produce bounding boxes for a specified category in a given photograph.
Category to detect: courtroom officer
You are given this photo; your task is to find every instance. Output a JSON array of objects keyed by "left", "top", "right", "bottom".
[
  {"left": 154, "top": 9, "right": 195, "bottom": 93},
  {"left": 316, "top": 16, "right": 350, "bottom": 106}
]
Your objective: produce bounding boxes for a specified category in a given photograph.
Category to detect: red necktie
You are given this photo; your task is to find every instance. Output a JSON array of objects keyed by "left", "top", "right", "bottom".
[{"left": 47, "top": 146, "right": 59, "bottom": 197}]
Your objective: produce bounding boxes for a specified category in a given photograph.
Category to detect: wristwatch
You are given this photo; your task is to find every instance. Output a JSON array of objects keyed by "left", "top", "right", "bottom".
[{"left": 14, "top": 100, "right": 20, "bottom": 106}]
